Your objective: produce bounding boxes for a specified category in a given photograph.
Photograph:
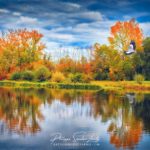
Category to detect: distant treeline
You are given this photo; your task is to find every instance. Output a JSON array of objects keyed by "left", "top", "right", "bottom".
[{"left": 0, "top": 19, "right": 149, "bottom": 82}]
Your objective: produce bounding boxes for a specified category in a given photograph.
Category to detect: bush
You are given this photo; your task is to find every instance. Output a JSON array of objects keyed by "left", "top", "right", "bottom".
[
  {"left": 82, "top": 74, "right": 93, "bottom": 83},
  {"left": 22, "top": 71, "right": 34, "bottom": 81},
  {"left": 35, "top": 66, "right": 51, "bottom": 81},
  {"left": 69, "top": 73, "right": 83, "bottom": 83},
  {"left": 10, "top": 72, "right": 22, "bottom": 80},
  {"left": 69, "top": 73, "right": 92, "bottom": 83},
  {"left": 51, "top": 72, "right": 65, "bottom": 82},
  {"left": 94, "top": 71, "right": 108, "bottom": 80},
  {"left": 134, "top": 74, "right": 145, "bottom": 84}
]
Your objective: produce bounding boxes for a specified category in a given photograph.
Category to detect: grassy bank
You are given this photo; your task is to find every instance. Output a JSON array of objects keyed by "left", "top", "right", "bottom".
[
  {"left": 91, "top": 81, "right": 150, "bottom": 92},
  {"left": 0, "top": 80, "right": 150, "bottom": 92},
  {"left": 0, "top": 80, "right": 101, "bottom": 90}
]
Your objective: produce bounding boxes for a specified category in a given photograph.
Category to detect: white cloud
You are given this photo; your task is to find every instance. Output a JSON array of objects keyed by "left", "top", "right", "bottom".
[
  {"left": 0, "top": 8, "right": 9, "bottom": 13},
  {"left": 47, "top": 33, "right": 75, "bottom": 41},
  {"left": 117, "top": 0, "right": 135, "bottom": 6},
  {"left": 13, "top": 12, "right": 21, "bottom": 16},
  {"left": 66, "top": 2, "right": 81, "bottom": 9},
  {"left": 39, "top": 20, "right": 115, "bottom": 50},
  {"left": 18, "top": 16, "right": 38, "bottom": 24},
  {"left": 123, "top": 12, "right": 149, "bottom": 20},
  {"left": 2, "top": 16, "right": 40, "bottom": 29},
  {"left": 140, "top": 22, "right": 150, "bottom": 37},
  {"left": 45, "top": 41, "right": 60, "bottom": 49},
  {"left": 77, "top": 11, "right": 103, "bottom": 21}
]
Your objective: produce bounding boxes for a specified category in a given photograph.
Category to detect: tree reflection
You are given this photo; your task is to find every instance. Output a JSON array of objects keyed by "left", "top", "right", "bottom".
[
  {"left": 108, "top": 110, "right": 143, "bottom": 149},
  {"left": 0, "top": 88, "right": 44, "bottom": 135},
  {"left": 133, "top": 94, "right": 150, "bottom": 133},
  {"left": 0, "top": 87, "right": 149, "bottom": 149},
  {"left": 82, "top": 91, "right": 145, "bottom": 149},
  {"left": 106, "top": 93, "right": 145, "bottom": 149}
]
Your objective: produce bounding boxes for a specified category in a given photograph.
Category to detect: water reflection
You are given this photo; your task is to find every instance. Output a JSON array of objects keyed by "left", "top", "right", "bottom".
[
  {"left": 0, "top": 88, "right": 44, "bottom": 135},
  {"left": 0, "top": 87, "right": 149, "bottom": 149}
]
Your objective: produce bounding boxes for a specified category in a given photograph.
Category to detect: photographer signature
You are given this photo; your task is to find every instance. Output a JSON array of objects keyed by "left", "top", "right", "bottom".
[{"left": 50, "top": 131, "right": 99, "bottom": 144}]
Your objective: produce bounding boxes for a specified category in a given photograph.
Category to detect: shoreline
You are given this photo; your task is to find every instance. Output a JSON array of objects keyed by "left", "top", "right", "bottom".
[
  {"left": 0, "top": 80, "right": 101, "bottom": 90},
  {"left": 0, "top": 80, "right": 150, "bottom": 92},
  {"left": 91, "top": 81, "right": 150, "bottom": 92}
]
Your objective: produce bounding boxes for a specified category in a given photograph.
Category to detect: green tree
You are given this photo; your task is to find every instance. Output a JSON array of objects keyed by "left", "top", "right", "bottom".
[
  {"left": 0, "top": 29, "right": 45, "bottom": 79},
  {"left": 142, "top": 37, "right": 150, "bottom": 80},
  {"left": 92, "top": 44, "right": 134, "bottom": 80}
]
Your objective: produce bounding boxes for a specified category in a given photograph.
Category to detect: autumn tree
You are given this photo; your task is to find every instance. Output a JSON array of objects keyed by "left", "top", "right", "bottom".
[
  {"left": 77, "top": 56, "right": 92, "bottom": 74},
  {"left": 108, "top": 19, "right": 143, "bottom": 52},
  {"left": 56, "top": 56, "right": 76, "bottom": 74},
  {"left": 0, "top": 29, "right": 45, "bottom": 79},
  {"left": 92, "top": 44, "right": 134, "bottom": 80}
]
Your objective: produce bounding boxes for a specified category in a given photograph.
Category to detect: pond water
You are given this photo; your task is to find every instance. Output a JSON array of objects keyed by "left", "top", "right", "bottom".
[{"left": 0, "top": 87, "right": 149, "bottom": 150}]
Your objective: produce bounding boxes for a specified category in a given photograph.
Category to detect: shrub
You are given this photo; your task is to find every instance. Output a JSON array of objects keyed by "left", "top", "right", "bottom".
[
  {"left": 69, "top": 73, "right": 92, "bottom": 83},
  {"left": 22, "top": 71, "right": 34, "bottom": 81},
  {"left": 94, "top": 71, "right": 108, "bottom": 80},
  {"left": 35, "top": 66, "right": 51, "bottom": 81},
  {"left": 69, "top": 73, "right": 83, "bottom": 83},
  {"left": 51, "top": 72, "right": 65, "bottom": 82},
  {"left": 82, "top": 74, "right": 93, "bottom": 83},
  {"left": 134, "top": 74, "right": 145, "bottom": 84},
  {"left": 10, "top": 72, "right": 22, "bottom": 80}
]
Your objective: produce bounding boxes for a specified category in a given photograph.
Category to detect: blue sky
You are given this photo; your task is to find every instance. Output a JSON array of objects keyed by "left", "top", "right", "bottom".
[{"left": 0, "top": 0, "right": 150, "bottom": 50}]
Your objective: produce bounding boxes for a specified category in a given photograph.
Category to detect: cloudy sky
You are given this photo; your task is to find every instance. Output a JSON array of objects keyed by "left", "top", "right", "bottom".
[{"left": 0, "top": 0, "right": 150, "bottom": 51}]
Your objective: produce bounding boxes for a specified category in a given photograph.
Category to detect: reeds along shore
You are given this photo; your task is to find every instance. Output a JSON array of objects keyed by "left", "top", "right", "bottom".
[
  {"left": 0, "top": 81, "right": 101, "bottom": 90},
  {"left": 0, "top": 81, "right": 150, "bottom": 91}
]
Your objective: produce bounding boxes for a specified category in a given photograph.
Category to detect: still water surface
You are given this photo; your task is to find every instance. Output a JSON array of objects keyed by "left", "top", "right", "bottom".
[{"left": 0, "top": 87, "right": 149, "bottom": 150}]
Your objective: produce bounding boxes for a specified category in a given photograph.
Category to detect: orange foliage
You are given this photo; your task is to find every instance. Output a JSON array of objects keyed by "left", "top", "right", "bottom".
[
  {"left": 0, "top": 29, "right": 44, "bottom": 54},
  {"left": 83, "top": 63, "right": 92, "bottom": 74},
  {"left": 110, "top": 122, "right": 143, "bottom": 149},
  {"left": 108, "top": 19, "right": 143, "bottom": 51},
  {"left": 56, "top": 56, "right": 92, "bottom": 74},
  {"left": 0, "top": 29, "right": 45, "bottom": 79}
]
